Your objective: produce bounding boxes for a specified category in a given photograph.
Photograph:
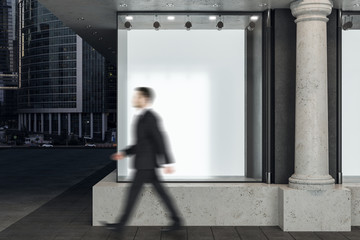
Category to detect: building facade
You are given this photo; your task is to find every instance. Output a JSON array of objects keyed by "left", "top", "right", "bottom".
[
  {"left": 17, "top": 0, "right": 116, "bottom": 141},
  {"left": 23, "top": 0, "right": 360, "bottom": 232},
  {"left": 0, "top": 0, "right": 18, "bottom": 128}
]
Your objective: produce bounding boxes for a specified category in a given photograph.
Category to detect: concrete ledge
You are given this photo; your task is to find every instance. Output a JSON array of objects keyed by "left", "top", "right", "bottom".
[
  {"left": 344, "top": 183, "right": 360, "bottom": 226},
  {"left": 93, "top": 171, "right": 279, "bottom": 226},
  {"left": 279, "top": 185, "right": 351, "bottom": 231},
  {"left": 93, "top": 171, "right": 360, "bottom": 230}
]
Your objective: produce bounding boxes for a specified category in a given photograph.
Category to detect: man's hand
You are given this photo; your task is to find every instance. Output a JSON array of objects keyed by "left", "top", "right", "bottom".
[
  {"left": 110, "top": 152, "right": 125, "bottom": 161},
  {"left": 163, "top": 166, "right": 175, "bottom": 174}
]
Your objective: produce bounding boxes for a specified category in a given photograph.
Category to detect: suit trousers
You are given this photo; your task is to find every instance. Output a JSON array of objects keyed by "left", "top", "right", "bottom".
[{"left": 117, "top": 169, "right": 181, "bottom": 225}]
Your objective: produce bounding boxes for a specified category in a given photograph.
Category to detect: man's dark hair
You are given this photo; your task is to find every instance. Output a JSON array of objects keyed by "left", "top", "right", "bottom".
[{"left": 135, "top": 87, "right": 155, "bottom": 102}]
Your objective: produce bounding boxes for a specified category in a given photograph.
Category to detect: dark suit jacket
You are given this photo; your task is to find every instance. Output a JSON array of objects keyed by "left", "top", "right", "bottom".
[{"left": 121, "top": 109, "right": 173, "bottom": 170}]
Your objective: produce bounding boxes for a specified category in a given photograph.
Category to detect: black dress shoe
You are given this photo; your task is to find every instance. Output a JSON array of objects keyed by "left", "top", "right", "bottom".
[
  {"left": 161, "top": 222, "right": 183, "bottom": 232},
  {"left": 100, "top": 221, "right": 124, "bottom": 232}
]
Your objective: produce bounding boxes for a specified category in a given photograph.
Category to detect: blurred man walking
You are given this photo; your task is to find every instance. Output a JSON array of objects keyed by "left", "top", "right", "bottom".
[{"left": 104, "top": 87, "right": 182, "bottom": 233}]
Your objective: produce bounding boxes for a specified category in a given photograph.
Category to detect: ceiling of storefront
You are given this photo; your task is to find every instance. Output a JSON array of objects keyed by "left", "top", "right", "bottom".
[{"left": 37, "top": 0, "right": 360, "bottom": 64}]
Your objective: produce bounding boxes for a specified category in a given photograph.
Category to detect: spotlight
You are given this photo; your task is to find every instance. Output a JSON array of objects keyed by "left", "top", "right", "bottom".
[
  {"left": 250, "top": 15, "right": 259, "bottom": 22},
  {"left": 153, "top": 21, "right": 161, "bottom": 30},
  {"left": 185, "top": 21, "right": 192, "bottom": 31},
  {"left": 259, "top": 3, "right": 267, "bottom": 8},
  {"left": 216, "top": 20, "right": 224, "bottom": 30},
  {"left": 343, "top": 21, "right": 353, "bottom": 30},
  {"left": 124, "top": 21, "right": 132, "bottom": 30},
  {"left": 209, "top": 16, "right": 217, "bottom": 21},
  {"left": 246, "top": 21, "right": 256, "bottom": 31}
]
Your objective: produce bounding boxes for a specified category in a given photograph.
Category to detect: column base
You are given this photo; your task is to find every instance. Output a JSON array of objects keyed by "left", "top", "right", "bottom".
[
  {"left": 289, "top": 174, "right": 335, "bottom": 190},
  {"left": 279, "top": 185, "right": 351, "bottom": 231}
]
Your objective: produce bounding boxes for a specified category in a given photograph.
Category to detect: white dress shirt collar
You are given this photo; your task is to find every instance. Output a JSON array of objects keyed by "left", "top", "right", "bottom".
[{"left": 135, "top": 106, "right": 151, "bottom": 116}]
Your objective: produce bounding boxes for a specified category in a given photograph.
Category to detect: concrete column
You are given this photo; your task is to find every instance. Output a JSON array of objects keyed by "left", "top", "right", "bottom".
[
  {"left": 18, "top": 114, "right": 21, "bottom": 130},
  {"left": 278, "top": 8, "right": 351, "bottom": 228},
  {"left": 101, "top": 113, "right": 106, "bottom": 141},
  {"left": 68, "top": 113, "right": 71, "bottom": 136},
  {"left": 20, "top": 114, "right": 22, "bottom": 130},
  {"left": 33, "top": 114, "right": 37, "bottom": 132},
  {"left": 58, "top": 113, "right": 61, "bottom": 135},
  {"left": 90, "top": 113, "right": 93, "bottom": 139},
  {"left": 19, "top": 114, "right": 22, "bottom": 130},
  {"left": 28, "top": 113, "right": 31, "bottom": 132},
  {"left": 289, "top": 0, "right": 334, "bottom": 190},
  {"left": 105, "top": 113, "right": 108, "bottom": 132},
  {"left": 41, "top": 113, "right": 44, "bottom": 133},
  {"left": 49, "top": 113, "right": 52, "bottom": 134},
  {"left": 24, "top": 114, "right": 27, "bottom": 130},
  {"left": 79, "top": 113, "right": 82, "bottom": 138}
]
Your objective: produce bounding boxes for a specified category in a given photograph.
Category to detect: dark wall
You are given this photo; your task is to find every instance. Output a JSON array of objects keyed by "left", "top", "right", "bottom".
[
  {"left": 271, "top": 9, "right": 339, "bottom": 183},
  {"left": 245, "top": 18, "right": 263, "bottom": 179},
  {"left": 327, "top": 10, "right": 341, "bottom": 183},
  {"left": 273, "top": 9, "right": 296, "bottom": 184}
]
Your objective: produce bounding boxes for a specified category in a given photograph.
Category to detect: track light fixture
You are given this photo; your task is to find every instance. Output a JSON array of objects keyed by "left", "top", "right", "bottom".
[
  {"left": 153, "top": 21, "right": 161, "bottom": 30},
  {"left": 246, "top": 21, "right": 256, "bottom": 31},
  {"left": 343, "top": 15, "right": 353, "bottom": 31},
  {"left": 124, "top": 21, "right": 132, "bottom": 30},
  {"left": 216, "top": 15, "right": 224, "bottom": 30},
  {"left": 343, "top": 21, "right": 353, "bottom": 30},
  {"left": 216, "top": 20, "right": 224, "bottom": 30},
  {"left": 185, "top": 21, "right": 192, "bottom": 30},
  {"left": 153, "top": 15, "right": 160, "bottom": 31},
  {"left": 185, "top": 15, "right": 192, "bottom": 31}
]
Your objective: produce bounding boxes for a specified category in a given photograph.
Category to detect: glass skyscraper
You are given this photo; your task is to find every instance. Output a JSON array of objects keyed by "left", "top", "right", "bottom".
[
  {"left": 0, "top": 0, "right": 17, "bottom": 83},
  {"left": 0, "top": 0, "right": 18, "bottom": 127},
  {"left": 17, "top": 0, "right": 116, "bottom": 141}
]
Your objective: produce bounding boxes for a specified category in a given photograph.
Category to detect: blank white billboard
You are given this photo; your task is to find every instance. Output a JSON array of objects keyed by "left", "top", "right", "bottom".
[
  {"left": 126, "top": 30, "right": 245, "bottom": 178},
  {"left": 342, "top": 30, "right": 360, "bottom": 176}
]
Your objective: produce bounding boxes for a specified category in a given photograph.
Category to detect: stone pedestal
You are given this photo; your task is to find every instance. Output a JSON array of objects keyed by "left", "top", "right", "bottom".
[
  {"left": 93, "top": 172, "right": 279, "bottom": 226},
  {"left": 279, "top": 186, "right": 351, "bottom": 231},
  {"left": 289, "top": 0, "right": 335, "bottom": 190},
  {"left": 93, "top": 172, "right": 360, "bottom": 230},
  {"left": 343, "top": 184, "right": 360, "bottom": 226}
]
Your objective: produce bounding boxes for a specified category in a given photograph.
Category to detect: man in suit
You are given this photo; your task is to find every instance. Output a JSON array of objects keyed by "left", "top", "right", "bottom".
[{"left": 104, "top": 87, "right": 183, "bottom": 232}]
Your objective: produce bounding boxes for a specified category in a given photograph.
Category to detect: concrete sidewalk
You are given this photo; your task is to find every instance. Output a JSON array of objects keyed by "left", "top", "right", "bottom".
[{"left": 0, "top": 148, "right": 115, "bottom": 231}]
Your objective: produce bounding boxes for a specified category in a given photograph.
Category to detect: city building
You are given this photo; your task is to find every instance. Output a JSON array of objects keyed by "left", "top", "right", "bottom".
[
  {"left": 17, "top": 0, "right": 116, "bottom": 141},
  {"left": 0, "top": 0, "right": 18, "bottom": 128}
]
